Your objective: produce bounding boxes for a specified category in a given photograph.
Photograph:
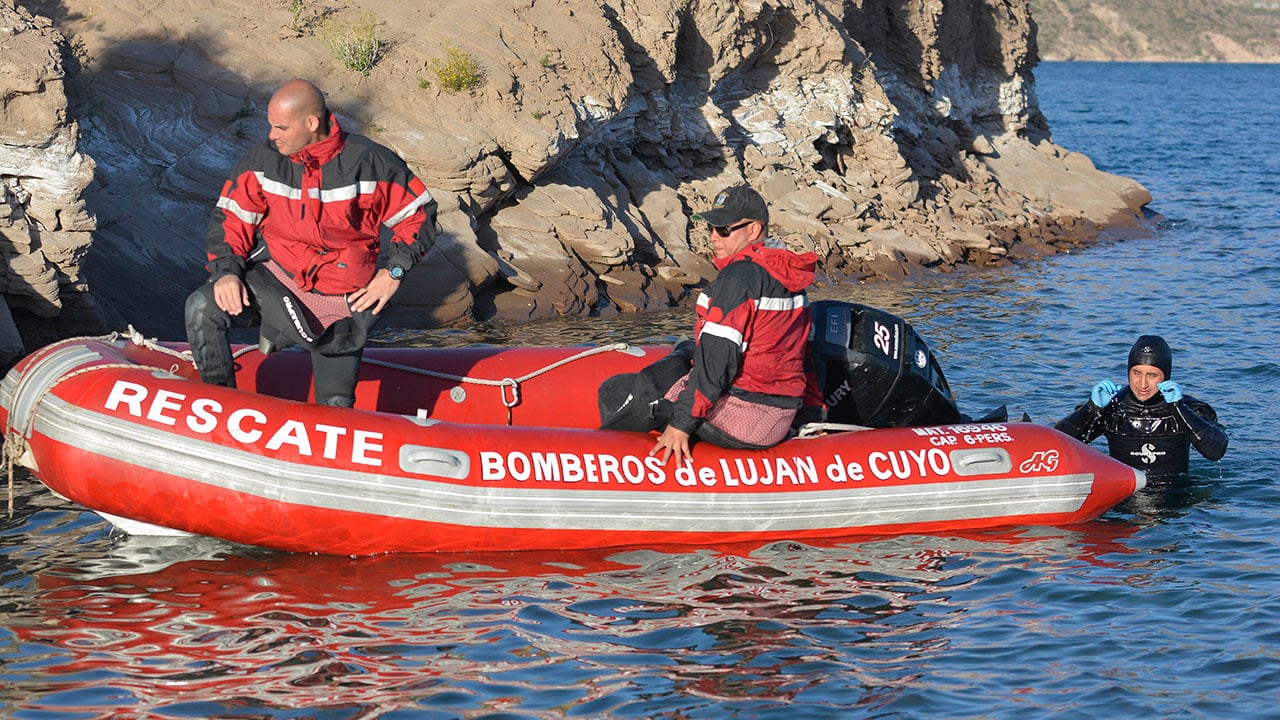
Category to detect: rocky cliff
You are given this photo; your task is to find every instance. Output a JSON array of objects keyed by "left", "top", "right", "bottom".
[
  {"left": 0, "top": 0, "right": 1152, "bottom": 366},
  {"left": 1, "top": 1, "right": 101, "bottom": 363}
]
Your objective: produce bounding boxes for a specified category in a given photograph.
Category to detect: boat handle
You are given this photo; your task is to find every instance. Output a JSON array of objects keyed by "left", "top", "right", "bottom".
[
  {"left": 949, "top": 448, "right": 1012, "bottom": 476},
  {"left": 399, "top": 444, "right": 470, "bottom": 479}
]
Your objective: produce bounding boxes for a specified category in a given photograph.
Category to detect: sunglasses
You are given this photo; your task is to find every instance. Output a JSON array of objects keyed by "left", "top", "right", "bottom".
[{"left": 711, "top": 221, "right": 753, "bottom": 237}]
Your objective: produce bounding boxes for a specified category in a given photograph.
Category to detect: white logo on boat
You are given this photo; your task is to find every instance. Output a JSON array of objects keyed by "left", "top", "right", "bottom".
[{"left": 1018, "top": 449, "right": 1060, "bottom": 473}]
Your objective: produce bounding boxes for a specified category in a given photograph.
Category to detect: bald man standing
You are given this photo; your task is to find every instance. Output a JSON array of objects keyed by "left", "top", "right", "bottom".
[{"left": 184, "top": 79, "right": 439, "bottom": 406}]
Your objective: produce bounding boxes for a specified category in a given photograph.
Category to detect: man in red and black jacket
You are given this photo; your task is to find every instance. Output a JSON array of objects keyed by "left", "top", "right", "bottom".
[
  {"left": 598, "top": 184, "right": 821, "bottom": 467},
  {"left": 184, "top": 78, "right": 438, "bottom": 407}
]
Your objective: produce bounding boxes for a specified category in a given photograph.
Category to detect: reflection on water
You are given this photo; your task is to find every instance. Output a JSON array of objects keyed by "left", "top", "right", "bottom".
[
  {"left": 1114, "top": 477, "right": 1216, "bottom": 521},
  {"left": 4, "top": 499, "right": 1147, "bottom": 718}
]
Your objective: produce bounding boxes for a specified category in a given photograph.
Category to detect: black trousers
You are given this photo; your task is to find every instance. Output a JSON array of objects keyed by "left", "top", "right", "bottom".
[{"left": 183, "top": 269, "right": 378, "bottom": 407}]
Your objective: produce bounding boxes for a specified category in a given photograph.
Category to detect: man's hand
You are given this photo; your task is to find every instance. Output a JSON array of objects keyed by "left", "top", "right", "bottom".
[
  {"left": 1158, "top": 380, "right": 1183, "bottom": 404},
  {"left": 1091, "top": 379, "right": 1120, "bottom": 407},
  {"left": 348, "top": 268, "right": 402, "bottom": 314},
  {"left": 650, "top": 425, "right": 693, "bottom": 468},
  {"left": 213, "top": 274, "right": 251, "bottom": 315}
]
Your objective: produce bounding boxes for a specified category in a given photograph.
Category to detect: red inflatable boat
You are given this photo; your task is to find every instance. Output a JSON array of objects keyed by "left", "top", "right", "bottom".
[{"left": 0, "top": 332, "right": 1144, "bottom": 555}]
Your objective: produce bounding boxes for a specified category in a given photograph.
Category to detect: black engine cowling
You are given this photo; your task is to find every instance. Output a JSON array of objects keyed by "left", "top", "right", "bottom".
[{"left": 810, "top": 300, "right": 964, "bottom": 428}]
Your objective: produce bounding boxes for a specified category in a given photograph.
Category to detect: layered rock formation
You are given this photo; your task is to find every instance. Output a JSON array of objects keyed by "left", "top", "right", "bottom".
[
  {"left": 1, "top": 0, "right": 102, "bottom": 367},
  {"left": 0, "top": 0, "right": 1152, "bottom": 359}
]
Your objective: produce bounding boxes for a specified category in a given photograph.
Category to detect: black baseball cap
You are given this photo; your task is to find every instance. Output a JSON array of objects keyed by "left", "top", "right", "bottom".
[{"left": 692, "top": 185, "right": 769, "bottom": 227}]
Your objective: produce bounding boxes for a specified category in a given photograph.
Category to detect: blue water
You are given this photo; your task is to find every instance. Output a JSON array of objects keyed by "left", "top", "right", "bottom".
[{"left": 3, "top": 63, "right": 1279, "bottom": 718}]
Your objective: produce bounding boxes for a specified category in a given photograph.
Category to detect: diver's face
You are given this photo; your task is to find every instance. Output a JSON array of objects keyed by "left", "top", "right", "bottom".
[{"left": 1128, "top": 364, "right": 1165, "bottom": 402}]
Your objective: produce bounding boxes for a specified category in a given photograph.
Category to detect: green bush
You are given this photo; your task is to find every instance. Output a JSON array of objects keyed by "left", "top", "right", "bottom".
[
  {"left": 429, "top": 44, "right": 484, "bottom": 92},
  {"left": 321, "top": 13, "right": 382, "bottom": 75},
  {"left": 288, "top": 0, "right": 310, "bottom": 36}
]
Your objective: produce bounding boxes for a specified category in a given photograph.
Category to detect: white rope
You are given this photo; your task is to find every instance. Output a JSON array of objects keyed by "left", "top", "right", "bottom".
[
  {"left": 360, "top": 342, "right": 635, "bottom": 388},
  {"left": 113, "top": 326, "right": 637, "bottom": 394},
  {"left": 361, "top": 342, "right": 637, "bottom": 422},
  {"left": 4, "top": 429, "right": 18, "bottom": 518}
]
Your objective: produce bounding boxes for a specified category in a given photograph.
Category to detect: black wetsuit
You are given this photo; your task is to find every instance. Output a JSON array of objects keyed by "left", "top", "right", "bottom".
[{"left": 1055, "top": 389, "right": 1228, "bottom": 477}]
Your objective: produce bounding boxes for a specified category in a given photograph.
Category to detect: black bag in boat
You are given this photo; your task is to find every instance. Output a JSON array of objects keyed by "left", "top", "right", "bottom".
[{"left": 809, "top": 300, "right": 964, "bottom": 428}]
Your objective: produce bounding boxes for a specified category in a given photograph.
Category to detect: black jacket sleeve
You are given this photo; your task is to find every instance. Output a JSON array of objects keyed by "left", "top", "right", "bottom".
[
  {"left": 1174, "top": 398, "right": 1229, "bottom": 461},
  {"left": 1054, "top": 399, "right": 1105, "bottom": 442}
]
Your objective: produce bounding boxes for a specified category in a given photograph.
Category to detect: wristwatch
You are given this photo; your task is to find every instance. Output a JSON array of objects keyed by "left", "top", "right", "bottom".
[{"left": 388, "top": 264, "right": 406, "bottom": 280}]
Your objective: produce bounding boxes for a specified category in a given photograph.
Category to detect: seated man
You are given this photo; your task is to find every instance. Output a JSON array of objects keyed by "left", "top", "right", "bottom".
[
  {"left": 598, "top": 184, "right": 821, "bottom": 466},
  {"left": 184, "top": 79, "right": 438, "bottom": 407},
  {"left": 1055, "top": 335, "right": 1228, "bottom": 477}
]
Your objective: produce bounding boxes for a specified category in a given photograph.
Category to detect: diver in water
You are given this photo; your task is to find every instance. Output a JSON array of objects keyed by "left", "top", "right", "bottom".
[{"left": 1055, "top": 335, "right": 1228, "bottom": 477}]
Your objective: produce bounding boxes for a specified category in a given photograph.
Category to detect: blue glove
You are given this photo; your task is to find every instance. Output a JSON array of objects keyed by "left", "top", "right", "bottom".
[
  {"left": 1158, "top": 380, "right": 1182, "bottom": 404},
  {"left": 1090, "top": 379, "right": 1120, "bottom": 407}
]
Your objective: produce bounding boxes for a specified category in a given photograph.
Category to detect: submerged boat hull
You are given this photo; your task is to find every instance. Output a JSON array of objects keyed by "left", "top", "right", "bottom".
[{"left": 1, "top": 337, "right": 1144, "bottom": 555}]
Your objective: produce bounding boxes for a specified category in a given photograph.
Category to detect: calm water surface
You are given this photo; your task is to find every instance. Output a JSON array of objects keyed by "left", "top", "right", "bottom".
[{"left": 3, "top": 63, "right": 1278, "bottom": 718}]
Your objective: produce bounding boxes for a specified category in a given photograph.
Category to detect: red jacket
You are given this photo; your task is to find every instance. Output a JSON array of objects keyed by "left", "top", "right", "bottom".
[
  {"left": 205, "top": 115, "right": 438, "bottom": 295},
  {"left": 671, "top": 239, "right": 819, "bottom": 433}
]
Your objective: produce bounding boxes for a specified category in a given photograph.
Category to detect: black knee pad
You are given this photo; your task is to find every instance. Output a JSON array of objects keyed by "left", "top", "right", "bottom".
[
  {"left": 184, "top": 285, "right": 217, "bottom": 329},
  {"left": 184, "top": 284, "right": 238, "bottom": 388}
]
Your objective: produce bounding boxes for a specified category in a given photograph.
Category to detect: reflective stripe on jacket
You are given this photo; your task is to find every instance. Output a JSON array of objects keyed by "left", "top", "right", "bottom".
[
  {"left": 205, "top": 115, "right": 437, "bottom": 295},
  {"left": 670, "top": 239, "right": 818, "bottom": 434}
]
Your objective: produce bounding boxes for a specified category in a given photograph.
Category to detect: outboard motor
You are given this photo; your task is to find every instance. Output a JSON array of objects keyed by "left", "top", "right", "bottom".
[{"left": 810, "top": 300, "right": 964, "bottom": 428}]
